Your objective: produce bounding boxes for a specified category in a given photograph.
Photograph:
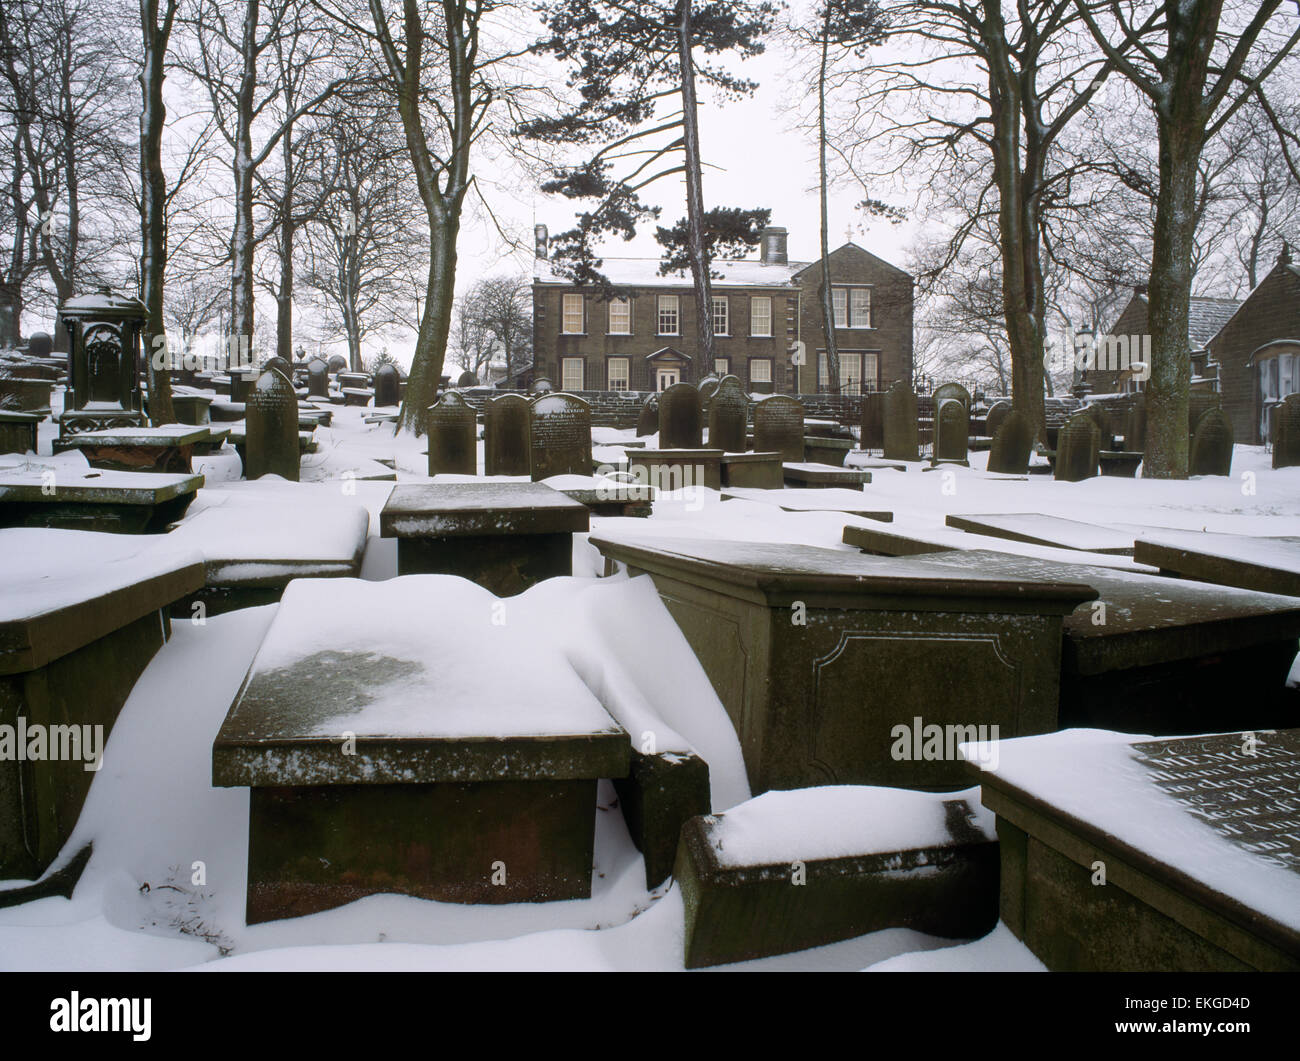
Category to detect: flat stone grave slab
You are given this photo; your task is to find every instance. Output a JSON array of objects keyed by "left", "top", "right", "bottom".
[
  {"left": 0, "top": 467, "right": 203, "bottom": 533},
  {"left": 363, "top": 412, "right": 399, "bottom": 425},
  {"left": 1, "top": 528, "right": 204, "bottom": 878},
  {"left": 782, "top": 462, "right": 870, "bottom": 489},
  {"left": 850, "top": 456, "right": 910, "bottom": 472},
  {"left": 589, "top": 533, "right": 1095, "bottom": 792},
  {"left": 721, "top": 487, "right": 893, "bottom": 522},
  {"left": 0, "top": 411, "right": 41, "bottom": 455},
  {"left": 209, "top": 400, "right": 245, "bottom": 422},
  {"left": 167, "top": 500, "right": 370, "bottom": 615},
  {"left": 380, "top": 482, "right": 589, "bottom": 596},
  {"left": 341, "top": 387, "right": 372, "bottom": 406},
  {"left": 1133, "top": 531, "right": 1300, "bottom": 598},
  {"left": 677, "top": 787, "right": 998, "bottom": 968},
  {"left": 803, "top": 436, "right": 853, "bottom": 467},
  {"left": 719, "top": 451, "right": 783, "bottom": 490},
  {"left": 540, "top": 474, "right": 654, "bottom": 518},
  {"left": 62, "top": 423, "right": 209, "bottom": 474},
  {"left": 967, "top": 728, "right": 1300, "bottom": 970},
  {"left": 298, "top": 409, "right": 332, "bottom": 429},
  {"left": 212, "top": 577, "right": 630, "bottom": 922},
  {"left": 627, "top": 448, "right": 723, "bottom": 491},
  {"left": 906, "top": 549, "right": 1300, "bottom": 735},
  {"left": 944, "top": 513, "right": 1159, "bottom": 555},
  {"left": 192, "top": 425, "right": 230, "bottom": 455}
]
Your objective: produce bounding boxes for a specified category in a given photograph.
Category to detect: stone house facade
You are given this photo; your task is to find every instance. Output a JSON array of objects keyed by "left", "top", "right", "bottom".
[{"left": 530, "top": 226, "right": 913, "bottom": 396}]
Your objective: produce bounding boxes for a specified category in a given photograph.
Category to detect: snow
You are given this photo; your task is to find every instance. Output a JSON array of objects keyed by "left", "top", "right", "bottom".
[{"left": 704, "top": 785, "right": 995, "bottom": 868}]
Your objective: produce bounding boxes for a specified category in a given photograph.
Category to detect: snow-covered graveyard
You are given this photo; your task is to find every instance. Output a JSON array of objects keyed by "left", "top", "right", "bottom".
[{"left": 2, "top": 346, "right": 1299, "bottom": 974}]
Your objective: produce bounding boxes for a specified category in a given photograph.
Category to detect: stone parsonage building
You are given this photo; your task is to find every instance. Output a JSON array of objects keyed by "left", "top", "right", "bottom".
[{"left": 531, "top": 225, "right": 914, "bottom": 395}]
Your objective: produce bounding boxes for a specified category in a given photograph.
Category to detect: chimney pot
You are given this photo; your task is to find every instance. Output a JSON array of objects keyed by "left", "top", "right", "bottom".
[{"left": 534, "top": 224, "right": 549, "bottom": 261}]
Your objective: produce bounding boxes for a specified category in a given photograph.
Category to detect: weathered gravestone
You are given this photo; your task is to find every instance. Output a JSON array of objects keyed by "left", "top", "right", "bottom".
[
  {"left": 529, "top": 376, "right": 554, "bottom": 394},
  {"left": 326, "top": 354, "right": 347, "bottom": 374},
  {"left": 753, "top": 394, "right": 804, "bottom": 462},
  {"left": 1054, "top": 411, "right": 1099, "bottom": 482},
  {"left": 1081, "top": 403, "right": 1113, "bottom": 449},
  {"left": 373, "top": 363, "right": 401, "bottom": 407},
  {"left": 57, "top": 293, "right": 147, "bottom": 437},
  {"left": 1189, "top": 407, "right": 1233, "bottom": 476},
  {"left": 529, "top": 393, "right": 592, "bottom": 480},
  {"left": 860, "top": 391, "right": 885, "bottom": 451},
  {"left": 427, "top": 392, "right": 477, "bottom": 476},
  {"left": 636, "top": 396, "right": 659, "bottom": 437},
  {"left": 261, "top": 356, "right": 292, "bottom": 378},
  {"left": 984, "top": 400, "right": 1012, "bottom": 440},
  {"left": 932, "top": 382, "right": 971, "bottom": 414},
  {"left": 245, "top": 368, "right": 300, "bottom": 481},
  {"left": 484, "top": 393, "right": 530, "bottom": 476},
  {"left": 306, "top": 358, "right": 329, "bottom": 398},
  {"left": 974, "top": 729, "right": 1300, "bottom": 971},
  {"left": 1272, "top": 394, "right": 1300, "bottom": 470},
  {"left": 882, "top": 380, "right": 919, "bottom": 461},
  {"left": 698, "top": 375, "right": 720, "bottom": 411},
  {"left": 931, "top": 398, "right": 969, "bottom": 466},
  {"left": 1124, "top": 392, "right": 1147, "bottom": 451},
  {"left": 987, "top": 409, "right": 1033, "bottom": 475},
  {"left": 658, "top": 382, "right": 703, "bottom": 449},
  {"left": 457, "top": 370, "right": 479, "bottom": 388},
  {"left": 707, "top": 375, "right": 748, "bottom": 454},
  {"left": 28, "top": 331, "right": 52, "bottom": 358}
]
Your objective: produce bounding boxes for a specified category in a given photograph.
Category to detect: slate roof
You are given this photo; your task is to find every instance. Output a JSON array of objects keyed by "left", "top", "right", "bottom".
[{"left": 534, "top": 256, "right": 807, "bottom": 288}]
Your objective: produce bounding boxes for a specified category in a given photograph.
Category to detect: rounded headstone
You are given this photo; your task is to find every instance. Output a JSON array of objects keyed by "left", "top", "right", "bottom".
[
  {"left": 261, "top": 355, "right": 292, "bottom": 377},
  {"left": 698, "top": 374, "right": 721, "bottom": 406},
  {"left": 485, "top": 393, "right": 530, "bottom": 476},
  {"left": 28, "top": 331, "right": 52, "bottom": 358},
  {"left": 1189, "top": 407, "right": 1233, "bottom": 477},
  {"left": 374, "top": 363, "right": 401, "bottom": 407},
  {"left": 457, "top": 370, "right": 479, "bottom": 388},
  {"left": 636, "top": 395, "right": 659, "bottom": 438},
  {"left": 326, "top": 354, "right": 347, "bottom": 374},
  {"left": 245, "top": 368, "right": 300, "bottom": 481},
  {"left": 707, "top": 375, "right": 748, "bottom": 454},
  {"left": 306, "top": 357, "right": 329, "bottom": 398},
  {"left": 426, "top": 392, "right": 477, "bottom": 476},
  {"left": 753, "top": 394, "right": 804, "bottom": 462},
  {"left": 529, "top": 392, "right": 592, "bottom": 480},
  {"left": 988, "top": 409, "right": 1033, "bottom": 475},
  {"left": 529, "top": 376, "right": 554, "bottom": 394},
  {"left": 658, "top": 382, "right": 703, "bottom": 449},
  {"left": 932, "top": 382, "right": 971, "bottom": 412},
  {"left": 984, "top": 401, "right": 1012, "bottom": 440},
  {"left": 1055, "top": 411, "right": 1100, "bottom": 482},
  {"left": 931, "top": 398, "right": 969, "bottom": 465},
  {"left": 883, "top": 380, "right": 919, "bottom": 462}
]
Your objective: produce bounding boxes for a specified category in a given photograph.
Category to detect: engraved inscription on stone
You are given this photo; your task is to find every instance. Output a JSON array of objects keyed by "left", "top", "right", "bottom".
[
  {"left": 529, "top": 394, "right": 591, "bottom": 480},
  {"left": 1134, "top": 730, "right": 1300, "bottom": 874}
]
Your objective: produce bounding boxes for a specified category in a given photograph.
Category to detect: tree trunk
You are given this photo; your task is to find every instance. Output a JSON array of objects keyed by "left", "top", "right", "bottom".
[
  {"left": 817, "top": 24, "right": 839, "bottom": 395},
  {"left": 0, "top": 284, "right": 20, "bottom": 348},
  {"left": 229, "top": 0, "right": 259, "bottom": 370},
  {"left": 1144, "top": 125, "right": 1201, "bottom": 479},
  {"left": 276, "top": 217, "right": 295, "bottom": 362},
  {"left": 676, "top": 0, "right": 715, "bottom": 377},
  {"left": 139, "top": 0, "right": 175, "bottom": 424}
]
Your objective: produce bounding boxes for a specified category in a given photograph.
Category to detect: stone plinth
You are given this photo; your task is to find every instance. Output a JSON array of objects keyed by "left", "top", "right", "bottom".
[
  {"left": 0, "top": 468, "right": 203, "bottom": 533},
  {"left": 0, "top": 411, "right": 41, "bottom": 455},
  {"left": 63, "top": 423, "right": 209, "bottom": 474},
  {"left": 628, "top": 449, "right": 723, "bottom": 491},
  {"left": 802, "top": 436, "right": 852, "bottom": 467},
  {"left": 588, "top": 534, "right": 1095, "bottom": 792},
  {"left": 719, "top": 452, "right": 783, "bottom": 489},
  {"left": 380, "top": 482, "right": 589, "bottom": 596}
]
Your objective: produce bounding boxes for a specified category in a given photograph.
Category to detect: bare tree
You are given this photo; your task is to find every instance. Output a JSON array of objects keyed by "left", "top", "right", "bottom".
[{"left": 464, "top": 274, "right": 532, "bottom": 383}]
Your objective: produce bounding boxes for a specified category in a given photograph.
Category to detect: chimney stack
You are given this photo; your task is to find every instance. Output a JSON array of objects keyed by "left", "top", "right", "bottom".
[
  {"left": 760, "top": 226, "right": 788, "bottom": 266},
  {"left": 534, "top": 224, "right": 549, "bottom": 260}
]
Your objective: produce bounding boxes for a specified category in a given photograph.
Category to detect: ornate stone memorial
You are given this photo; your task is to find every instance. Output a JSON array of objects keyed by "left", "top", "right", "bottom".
[
  {"left": 57, "top": 292, "right": 147, "bottom": 437},
  {"left": 427, "top": 392, "right": 477, "bottom": 476},
  {"left": 529, "top": 393, "right": 592, "bottom": 480}
]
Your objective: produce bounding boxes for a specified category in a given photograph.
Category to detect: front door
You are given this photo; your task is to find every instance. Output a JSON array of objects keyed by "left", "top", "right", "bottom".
[{"left": 657, "top": 368, "right": 679, "bottom": 391}]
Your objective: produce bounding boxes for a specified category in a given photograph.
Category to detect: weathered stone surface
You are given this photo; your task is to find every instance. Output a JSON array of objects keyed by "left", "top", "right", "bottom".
[
  {"left": 677, "top": 790, "right": 998, "bottom": 968},
  {"left": 245, "top": 368, "right": 300, "bottom": 481},
  {"left": 723, "top": 486, "right": 891, "bottom": 521},
  {"left": 974, "top": 729, "right": 1300, "bottom": 971},
  {"left": 57, "top": 293, "right": 147, "bottom": 437},
  {"left": 1125, "top": 392, "right": 1147, "bottom": 451},
  {"left": 529, "top": 376, "right": 554, "bottom": 394},
  {"left": 1081, "top": 402, "right": 1112, "bottom": 448},
  {"left": 707, "top": 375, "right": 747, "bottom": 453},
  {"left": 1273, "top": 393, "right": 1300, "bottom": 468},
  {"left": 697, "top": 375, "right": 720, "bottom": 408},
  {"left": 0, "top": 411, "right": 40, "bottom": 455},
  {"left": 373, "top": 363, "right": 401, "bottom": 407},
  {"left": 636, "top": 395, "right": 659, "bottom": 437},
  {"left": 27, "top": 332, "right": 52, "bottom": 358},
  {"left": 381, "top": 482, "right": 589, "bottom": 595},
  {"left": 658, "top": 382, "right": 703, "bottom": 449},
  {"left": 911, "top": 548, "right": 1300, "bottom": 735},
  {"left": 588, "top": 534, "right": 1095, "bottom": 792},
  {"left": 427, "top": 392, "right": 477, "bottom": 476},
  {"left": 753, "top": 395, "right": 804, "bottom": 462},
  {"left": 944, "top": 513, "right": 1138, "bottom": 555},
  {"left": 484, "top": 393, "right": 529, "bottom": 476},
  {"left": 987, "top": 409, "right": 1033, "bottom": 475},
  {"left": 1133, "top": 531, "right": 1300, "bottom": 598},
  {"left": 1099, "top": 450, "right": 1143, "bottom": 477},
  {"left": 306, "top": 358, "right": 329, "bottom": 397},
  {"left": 612, "top": 748, "right": 710, "bottom": 890},
  {"left": 1054, "top": 411, "right": 1099, "bottom": 482},
  {"left": 1187, "top": 407, "right": 1233, "bottom": 476},
  {"left": 529, "top": 392, "right": 592, "bottom": 480},
  {"left": 0, "top": 468, "right": 202, "bottom": 533},
  {"left": 629, "top": 449, "right": 723, "bottom": 491},
  {"left": 719, "top": 452, "right": 783, "bottom": 490},
  {"left": 64, "top": 423, "right": 207, "bottom": 475},
  {"left": 931, "top": 398, "right": 969, "bottom": 466},
  {"left": 0, "top": 529, "right": 203, "bottom": 877},
  {"left": 984, "top": 401, "right": 1012, "bottom": 440},
  {"left": 803, "top": 436, "right": 853, "bottom": 467},
  {"left": 326, "top": 354, "right": 347, "bottom": 374},
  {"left": 883, "top": 380, "right": 919, "bottom": 461},
  {"left": 456, "top": 370, "right": 479, "bottom": 387},
  {"left": 932, "top": 381, "right": 971, "bottom": 412},
  {"left": 781, "top": 462, "right": 869, "bottom": 489},
  {"left": 860, "top": 391, "right": 886, "bottom": 451}
]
